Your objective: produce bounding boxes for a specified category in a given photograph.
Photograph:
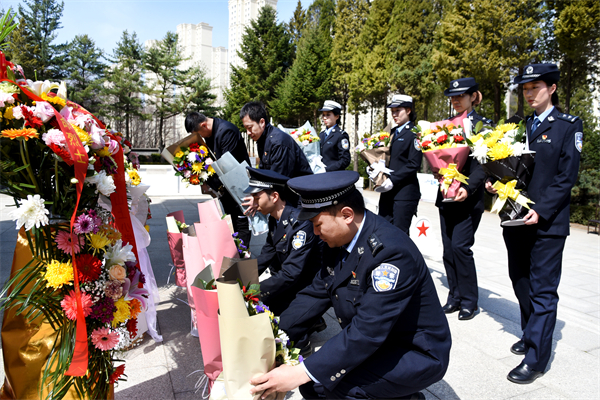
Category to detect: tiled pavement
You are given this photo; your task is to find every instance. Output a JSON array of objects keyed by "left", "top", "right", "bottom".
[{"left": 0, "top": 191, "right": 598, "bottom": 399}]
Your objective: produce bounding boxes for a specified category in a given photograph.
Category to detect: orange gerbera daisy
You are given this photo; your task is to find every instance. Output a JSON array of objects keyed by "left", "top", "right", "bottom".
[{"left": 1, "top": 128, "right": 38, "bottom": 141}]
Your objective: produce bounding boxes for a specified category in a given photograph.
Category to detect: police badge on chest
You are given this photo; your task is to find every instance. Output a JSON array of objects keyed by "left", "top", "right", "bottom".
[{"left": 537, "top": 134, "right": 551, "bottom": 144}]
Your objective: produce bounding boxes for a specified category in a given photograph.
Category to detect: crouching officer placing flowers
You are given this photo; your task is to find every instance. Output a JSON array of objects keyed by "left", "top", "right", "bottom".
[
  {"left": 244, "top": 167, "right": 323, "bottom": 316},
  {"left": 250, "top": 171, "right": 451, "bottom": 400}
]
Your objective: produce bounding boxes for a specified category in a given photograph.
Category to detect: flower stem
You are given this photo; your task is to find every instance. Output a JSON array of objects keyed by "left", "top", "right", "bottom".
[{"left": 21, "top": 139, "right": 41, "bottom": 193}]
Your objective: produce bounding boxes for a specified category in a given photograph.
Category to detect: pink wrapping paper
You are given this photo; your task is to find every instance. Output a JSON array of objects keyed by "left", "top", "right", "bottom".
[
  {"left": 182, "top": 231, "right": 207, "bottom": 330},
  {"left": 167, "top": 210, "right": 186, "bottom": 287},
  {"left": 190, "top": 285, "right": 222, "bottom": 384},
  {"left": 197, "top": 200, "right": 223, "bottom": 223},
  {"left": 194, "top": 221, "right": 238, "bottom": 278},
  {"left": 423, "top": 146, "right": 471, "bottom": 199}
]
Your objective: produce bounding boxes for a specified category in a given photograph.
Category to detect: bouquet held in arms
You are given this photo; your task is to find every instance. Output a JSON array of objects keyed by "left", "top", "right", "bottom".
[
  {"left": 413, "top": 112, "right": 470, "bottom": 201},
  {"left": 468, "top": 121, "right": 535, "bottom": 226},
  {"left": 162, "top": 132, "right": 216, "bottom": 186},
  {"left": 0, "top": 52, "right": 147, "bottom": 399},
  {"left": 355, "top": 131, "right": 392, "bottom": 191},
  {"left": 280, "top": 121, "right": 326, "bottom": 173}
]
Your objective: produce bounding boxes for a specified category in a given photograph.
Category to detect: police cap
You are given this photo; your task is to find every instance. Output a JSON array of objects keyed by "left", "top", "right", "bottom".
[
  {"left": 444, "top": 77, "right": 479, "bottom": 97},
  {"left": 318, "top": 100, "right": 343, "bottom": 112},
  {"left": 288, "top": 171, "right": 360, "bottom": 220},
  {"left": 387, "top": 94, "right": 413, "bottom": 108},
  {"left": 514, "top": 63, "right": 560, "bottom": 84},
  {"left": 244, "top": 167, "right": 289, "bottom": 194}
]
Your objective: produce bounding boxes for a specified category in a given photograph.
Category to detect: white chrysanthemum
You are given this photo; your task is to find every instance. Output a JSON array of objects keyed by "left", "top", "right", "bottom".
[
  {"left": 417, "top": 120, "right": 431, "bottom": 132},
  {"left": 200, "top": 171, "right": 209, "bottom": 181},
  {"left": 302, "top": 140, "right": 309, "bottom": 146},
  {"left": 104, "top": 239, "right": 136, "bottom": 267},
  {"left": 435, "top": 131, "right": 447, "bottom": 139},
  {"left": 355, "top": 142, "right": 366, "bottom": 152},
  {"left": 9, "top": 194, "right": 50, "bottom": 231},
  {"left": 187, "top": 152, "right": 198, "bottom": 163},
  {"left": 510, "top": 142, "right": 525, "bottom": 157},
  {"left": 471, "top": 143, "right": 489, "bottom": 164},
  {"left": 450, "top": 128, "right": 463, "bottom": 136},
  {"left": 421, "top": 134, "right": 435, "bottom": 143},
  {"left": 85, "top": 170, "right": 116, "bottom": 196}
]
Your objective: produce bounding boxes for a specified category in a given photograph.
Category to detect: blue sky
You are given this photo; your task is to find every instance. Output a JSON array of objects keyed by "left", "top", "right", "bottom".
[{"left": 2, "top": 0, "right": 311, "bottom": 55}]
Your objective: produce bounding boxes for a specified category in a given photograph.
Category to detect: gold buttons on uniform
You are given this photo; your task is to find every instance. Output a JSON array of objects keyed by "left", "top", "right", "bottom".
[
  {"left": 338, "top": 317, "right": 342, "bottom": 323},
  {"left": 341, "top": 369, "right": 346, "bottom": 374},
  {"left": 330, "top": 376, "right": 336, "bottom": 381},
  {"left": 335, "top": 294, "right": 339, "bottom": 300},
  {"left": 336, "top": 373, "right": 341, "bottom": 378}
]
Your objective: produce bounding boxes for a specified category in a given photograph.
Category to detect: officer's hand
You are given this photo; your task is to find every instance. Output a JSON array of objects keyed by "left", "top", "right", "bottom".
[
  {"left": 249, "top": 365, "right": 310, "bottom": 399},
  {"left": 485, "top": 180, "right": 497, "bottom": 194},
  {"left": 242, "top": 196, "right": 258, "bottom": 217},
  {"left": 454, "top": 187, "right": 468, "bottom": 202},
  {"left": 374, "top": 177, "right": 394, "bottom": 193},
  {"left": 523, "top": 209, "right": 539, "bottom": 225}
]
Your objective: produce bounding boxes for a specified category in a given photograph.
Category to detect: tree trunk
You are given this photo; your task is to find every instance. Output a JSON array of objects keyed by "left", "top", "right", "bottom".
[
  {"left": 353, "top": 112, "right": 359, "bottom": 172},
  {"left": 517, "top": 65, "right": 524, "bottom": 118},
  {"left": 158, "top": 116, "right": 165, "bottom": 151},
  {"left": 494, "top": 82, "right": 501, "bottom": 123},
  {"left": 369, "top": 102, "right": 373, "bottom": 133}
]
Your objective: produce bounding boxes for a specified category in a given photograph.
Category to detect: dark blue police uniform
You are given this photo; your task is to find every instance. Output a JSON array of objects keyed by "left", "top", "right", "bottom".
[
  {"left": 378, "top": 121, "right": 422, "bottom": 234},
  {"left": 282, "top": 171, "right": 451, "bottom": 399},
  {"left": 319, "top": 125, "right": 351, "bottom": 172},
  {"left": 204, "top": 117, "right": 252, "bottom": 246},
  {"left": 256, "top": 123, "right": 313, "bottom": 178},
  {"left": 256, "top": 204, "right": 322, "bottom": 316},
  {"left": 502, "top": 106, "right": 582, "bottom": 372},
  {"left": 467, "top": 110, "right": 493, "bottom": 127}
]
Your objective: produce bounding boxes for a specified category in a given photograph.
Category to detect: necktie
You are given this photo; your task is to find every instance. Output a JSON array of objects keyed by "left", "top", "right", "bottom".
[{"left": 531, "top": 117, "right": 541, "bottom": 135}]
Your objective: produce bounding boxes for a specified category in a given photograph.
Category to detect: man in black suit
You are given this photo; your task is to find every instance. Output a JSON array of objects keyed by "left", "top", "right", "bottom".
[{"left": 185, "top": 112, "right": 251, "bottom": 246}]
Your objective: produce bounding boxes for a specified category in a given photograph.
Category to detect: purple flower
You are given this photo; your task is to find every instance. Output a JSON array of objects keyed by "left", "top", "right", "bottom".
[
  {"left": 91, "top": 296, "right": 116, "bottom": 324},
  {"left": 232, "top": 232, "right": 239, "bottom": 238},
  {"left": 74, "top": 213, "right": 94, "bottom": 234},
  {"left": 255, "top": 304, "right": 265, "bottom": 313},
  {"left": 299, "top": 355, "right": 304, "bottom": 363}
]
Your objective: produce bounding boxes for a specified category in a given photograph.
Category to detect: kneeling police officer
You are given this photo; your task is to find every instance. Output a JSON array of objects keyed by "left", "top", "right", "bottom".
[{"left": 250, "top": 171, "right": 451, "bottom": 399}]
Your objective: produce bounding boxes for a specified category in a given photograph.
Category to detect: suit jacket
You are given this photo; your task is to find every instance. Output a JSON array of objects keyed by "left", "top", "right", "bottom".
[
  {"left": 257, "top": 124, "right": 313, "bottom": 178},
  {"left": 524, "top": 108, "right": 582, "bottom": 236},
  {"left": 379, "top": 122, "right": 422, "bottom": 203},
  {"left": 256, "top": 205, "right": 322, "bottom": 315},
  {"left": 279, "top": 211, "right": 451, "bottom": 391},
  {"left": 319, "top": 125, "right": 351, "bottom": 172}
]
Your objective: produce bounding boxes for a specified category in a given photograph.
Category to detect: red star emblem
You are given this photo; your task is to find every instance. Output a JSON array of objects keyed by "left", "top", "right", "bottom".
[{"left": 417, "top": 221, "right": 429, "bottom": 237}]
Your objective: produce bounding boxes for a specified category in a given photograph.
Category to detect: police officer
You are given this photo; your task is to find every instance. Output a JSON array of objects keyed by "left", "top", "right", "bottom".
[
  {"left": 240, "top": 101, "right": 313, "bottom": 177},
  {"left": 377, "top": 94, "right": 422, "bottom": 234},
  {"left": 249, "top": 171, "right": 451, "bottom": 400},
  {"left": 184, "top": 112, "right": 251, "bottom": 246},
  {"left": 244, "top": 167, "right": 322, "bottom": 316},
  {"left": 444, "top": 77, "right": 493, "bottom": 127},
  {"left": 437, "top": 79, "right": 489, "bottom": 321},
  {"left": 487, "top": 64, "right": 582, "bottom": 384},
  {"left": 318, "top": 100, "right": 351, "bottom": 171}
]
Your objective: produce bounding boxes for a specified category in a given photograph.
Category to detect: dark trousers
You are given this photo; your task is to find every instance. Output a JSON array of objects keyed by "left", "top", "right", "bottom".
[
  {"left": 439, "top": 207, "right": 482, "bottom": 310},
  {"left": 503, "top": 226, "right": 565, "bottom": 371},
  {"left": 378, "top": 197, "right": 418, "bottom": 235},
  {"left": 221, "top": 193, "right": 251, "bottom": 247}
]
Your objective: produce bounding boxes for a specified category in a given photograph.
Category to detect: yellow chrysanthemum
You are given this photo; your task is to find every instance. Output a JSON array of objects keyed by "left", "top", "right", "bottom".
[
  {"left": 100, "top": 226, "right": 122, "bottom": 245},
  {"left": 175, "top": 151, "right": 184, "bottom": 158},
  {"left": 1, "top": 128, "right": 38, "bottom": 141},
  {"left": 497, "top": 123, "right": 517, "bottom": 133},
  {"left": 96, "top": 146, "right": 111, "bottom": 157},
  {"left": 71, "top": 124, "right": 91, "bottom": 145},
  {"left": 127, "top": 170, "right": 141, "bottom": 186},
  {"left": 484, "top": 132, "right": 503, "bottom": 147},
  {"left": 4, "top": 106, "right": 14, "bottom": 120},
  {"left": 128, "top": 298, "right": 142, "bottom": 319},
  {"left": 44, "top": 259, "right": 74, "bottom": 289},
  {"left": 199, "top": 145, "right": 208, "bottom": 154},
  {"left": 112, "top": 297, "right": 131, "bottom": 327},
  {"left": 208, "top": 165, "right": 215, "bottom": 174},
  {"left": 88, "top": 233, "right": 111, "bottom": 254},
  {"left": 192, "top": 162, "right": 204, "bottom": 173},
  {"left": 41, "top": 92, "right": 66, "bottom": 108},
  {"left": 470, "top": 134, "right": 483, "bottom": 143},
  {"left": 487, "top": 142, "right": 513, "bottom": 161}
]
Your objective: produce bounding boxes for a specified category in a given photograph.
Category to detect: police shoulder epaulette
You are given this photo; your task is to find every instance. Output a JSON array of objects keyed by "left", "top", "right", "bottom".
[
  {"left": 484, "top": 117, "right": 492, "bottom": 124},
  {"left": 367, "top": 233, "right": 384, "bottom": 256},
  {"left": 557, "top": 113, "right": 579, "bottom": 123}
]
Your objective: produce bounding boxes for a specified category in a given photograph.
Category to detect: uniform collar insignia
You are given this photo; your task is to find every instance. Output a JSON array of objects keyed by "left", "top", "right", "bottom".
[
  {"left": 548, "top": 116, "right": 554, "bottom": 122},
  {"left": 282, "top": 220, "right": 288, "bottom": 225},
  {"left": 358, "top": 247, "right": 364, "bottom": 255},
  {"left": 368, "top": 234, "right": 384, "bottom": 256}
]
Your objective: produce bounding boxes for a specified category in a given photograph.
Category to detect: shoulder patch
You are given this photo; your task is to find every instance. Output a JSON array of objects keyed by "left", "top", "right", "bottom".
[
  {"left": 575, "top": 132, "right": 583, "bottom": 152},
  {"left": 557, "top": 113, "right": 580, "bottom": 123},
  {"left": 341, "top": 138, "right": 349, "bottom": 150},
  {"left": 372, "top": 264, "right": 399, "bottom": 292},
  {"left": 414, "top": 138, "right": 421, "bottom": 151},
  {"left": 367, "top": 234, "right": 384, "bottom": 256},
  {"left": 292, "top": 231, "right": 306, "bottom": 250}
]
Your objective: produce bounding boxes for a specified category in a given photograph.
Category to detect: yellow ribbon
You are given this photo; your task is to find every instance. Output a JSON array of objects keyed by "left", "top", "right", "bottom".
[
  {"left": 491, "top": 180, "right": 535, "bottom": 214},
  {"left": 438, "top": 163, "right": 469, "bottom": 193}
]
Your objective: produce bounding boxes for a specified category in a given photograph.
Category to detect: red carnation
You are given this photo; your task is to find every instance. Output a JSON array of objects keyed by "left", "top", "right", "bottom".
[
  {"left": 436, "top": 134, "right": 448, "bottom": 144},
  {"left": 421, "top": 140, "right": 432, "bottom": 148},
  {"left": 109, "top": 364, "right": 126, "bottom": 384},
  {"left": 454, "top": 135, "right": 464, "bottom": 142},
  {"left": 189, "top": 142, "right": 200, "bottom": 152},
  {"left": 126, "top": 318, "right": 138, "bottom": 339},
  {"left": 48, "top": 143, "right": 74, "bottom": 166},
  {"left": 75, "top": 253, "right": 102, "bottom": 282},
  {"left": 22, "top": 107, "right": 43, "bottom": 129},
  {"left": 124, "top": 140, "right": 132, "bottom": 148}
]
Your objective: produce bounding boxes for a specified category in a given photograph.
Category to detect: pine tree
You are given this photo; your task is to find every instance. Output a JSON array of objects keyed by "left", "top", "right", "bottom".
[
  {"left": 5, "top": 17, "right": 43, "bottom": 80},
  {"left": 63, "top": 34, "right": 105, "bottom": 114},
  {"left": 330, "top": 0, "right": 370, "bottom": 130},
  {"left": 102, "top": 31, "right": 148, "bottom": 141},
  {"left": 222, "top": 6, "right": 293, "bottom": 128},
  {"left": 552, "top": 0, "right": 600, "bottom": 113},
  {"left": 306, "top": 0, "right": 336, "bottom": 35},
  {"left": 184, "top": 66, "right": 220, "bottom": 117},
  {"left": 385, "top": 0, "right": 444, "bottom": 121},
  {"left": 272, "top": 23, "right": 332, "bottom": 127},
  {"left": 287, "top": 0, "right": 307, "bottom": 49},
  {"left": 17, "top": 0, "right": 64, "bottom": 80}
]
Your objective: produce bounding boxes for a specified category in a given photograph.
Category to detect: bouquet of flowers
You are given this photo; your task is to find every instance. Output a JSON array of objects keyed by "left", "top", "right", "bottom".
[
  {"left": 355, "top": 131, "right": 392, "bottom": 189},
  {"left": 414, "top": 114, "right": 470, "bottom": 201},
  {"left": 170, "top": 141, "right": 215, "bottom": 185},
  {"left": 0, "top": 52, "right": 147, "bottom": 399},
  {"left": 467, "top": 121, "right": 535, "bottom": 225},
  {"left": 280, "top": 121, "right": 325, "bottom": 174}
]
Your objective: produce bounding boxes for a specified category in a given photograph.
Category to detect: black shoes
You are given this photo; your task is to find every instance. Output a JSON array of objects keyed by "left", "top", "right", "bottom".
[
  {"left": 442, "top": 303, "right": 460, "bottom": 314},
  {"left": 507, "top": 362, "right": 543, "bottom": 384},
  {"left": 312, "top": 317, "right": 327, "bottom": 334},
  {"left": 458, "top": 308, "right": 478, "bottom": 320},
  {"left": 511, "top": 339, "right": 527, "bottom": 355}
]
